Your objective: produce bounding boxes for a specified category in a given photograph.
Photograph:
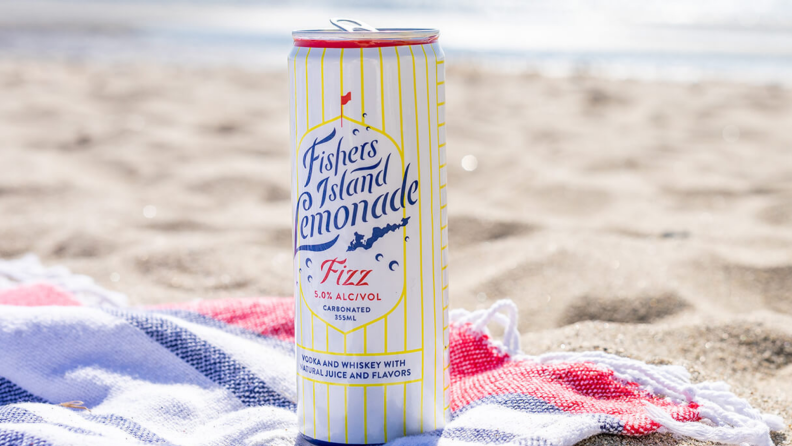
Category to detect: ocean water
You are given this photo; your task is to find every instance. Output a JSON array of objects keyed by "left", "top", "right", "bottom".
[{"left": 2, "top": 0, "right": 792, "bottom": 83}]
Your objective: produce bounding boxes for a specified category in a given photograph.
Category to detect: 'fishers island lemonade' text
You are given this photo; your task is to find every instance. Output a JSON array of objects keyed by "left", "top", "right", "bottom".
[
  {"left": 290, "top": 21, "right": 448, "bottom": 445},
  {"left": 296, "top": 124, "right": 419, "bottom": 325}
]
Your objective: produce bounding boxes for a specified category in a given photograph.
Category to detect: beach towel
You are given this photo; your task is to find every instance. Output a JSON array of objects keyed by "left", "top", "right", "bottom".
[{"left": 0, "top": 255, "right": 783, "bottom": 446}]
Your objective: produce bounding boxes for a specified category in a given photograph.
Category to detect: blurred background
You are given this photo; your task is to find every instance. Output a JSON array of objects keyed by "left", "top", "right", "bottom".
[
  {"left": 4, "top": 0, "right": 792, "bottom": 82},
  {"left": 1, "top": 0, "right": 792, "bottom": 432}
]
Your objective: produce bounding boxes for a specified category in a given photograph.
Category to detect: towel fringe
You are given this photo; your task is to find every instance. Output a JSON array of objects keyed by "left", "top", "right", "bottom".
[
  {"left": 536, "top": 351, "right": 781, "bottom": 446},
  {"left": 453, "top": 300, "right": 783, "bottom": 446},
  {"left": 0, "top": 254, "right": 127, "bottom": 307},
  {"left": 450, "top": 299, "right": 521, "bottom": 355}
]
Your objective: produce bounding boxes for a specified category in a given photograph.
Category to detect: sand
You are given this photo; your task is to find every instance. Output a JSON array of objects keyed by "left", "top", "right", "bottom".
[{"left": 0, "top": 59, "right": 790, "bottom": 444}]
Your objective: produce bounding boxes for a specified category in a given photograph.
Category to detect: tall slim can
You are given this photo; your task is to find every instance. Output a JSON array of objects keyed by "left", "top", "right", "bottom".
[{"left": 289, "top": 20, "right": 450, "bottom": 445}]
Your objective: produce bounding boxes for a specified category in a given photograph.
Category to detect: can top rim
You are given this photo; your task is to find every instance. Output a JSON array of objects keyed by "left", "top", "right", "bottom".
[
  {"left": 292, "top": 28, "right": 439, "bottom": 48},
  {"left": 293, "top": 28, "right": 439, "bottom": 38}
]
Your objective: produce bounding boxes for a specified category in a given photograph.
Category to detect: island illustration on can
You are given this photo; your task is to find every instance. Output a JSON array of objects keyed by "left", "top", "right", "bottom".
[{"left": 290, "top": 18, "right": 450, "bottom": 445}]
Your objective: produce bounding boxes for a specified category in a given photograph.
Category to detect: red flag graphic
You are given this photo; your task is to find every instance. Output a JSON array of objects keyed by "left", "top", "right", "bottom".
[{"left": 340, "top": 91, "right": 352, "bottom": 126}]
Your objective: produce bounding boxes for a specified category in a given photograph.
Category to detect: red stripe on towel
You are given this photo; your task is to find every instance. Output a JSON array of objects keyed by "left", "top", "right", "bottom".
[
  {"left": 154, "top": 297, "right": 295, "bottom": 341},
  {"left": 0, "top": 284, "right": 80, "bottom": 307}
]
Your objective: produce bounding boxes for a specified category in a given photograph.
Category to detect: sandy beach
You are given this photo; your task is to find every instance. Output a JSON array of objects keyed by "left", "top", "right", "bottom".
[{"left": 0, "top": 59, "right": 790, "bottom": 444}]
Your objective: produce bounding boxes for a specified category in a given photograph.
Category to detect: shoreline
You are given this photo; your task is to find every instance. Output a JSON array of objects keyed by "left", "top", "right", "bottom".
[
  {"left": 3, "top": 1, "right": 792, "bottom": 85},
  {"left": 4, "top": 54, "right": 792, "bottom": 88}
]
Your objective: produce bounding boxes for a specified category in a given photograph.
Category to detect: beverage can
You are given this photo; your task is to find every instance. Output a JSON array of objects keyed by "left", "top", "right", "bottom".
[{"left": 289, "top": 18, "right": 449, "bottom": 445}]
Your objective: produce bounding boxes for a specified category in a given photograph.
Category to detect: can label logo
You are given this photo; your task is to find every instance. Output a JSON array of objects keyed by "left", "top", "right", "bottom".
[{"left": 296, "top": 119, "right": 417, "bottom": 331}]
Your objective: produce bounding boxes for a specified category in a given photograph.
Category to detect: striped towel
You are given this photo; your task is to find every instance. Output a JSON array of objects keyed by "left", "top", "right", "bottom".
[{"left": 0, "top": 255, "right": 783, "bottom": 446}]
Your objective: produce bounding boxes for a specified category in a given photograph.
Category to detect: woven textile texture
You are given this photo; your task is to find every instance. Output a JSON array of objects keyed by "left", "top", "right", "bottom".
[{"left": 0, "top": 256, "right": 783, "bottom": 446}]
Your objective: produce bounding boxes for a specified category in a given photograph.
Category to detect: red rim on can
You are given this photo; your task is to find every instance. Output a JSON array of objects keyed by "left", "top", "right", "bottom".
[{"left": 293, "top": 18, "right": 439, "bottom": 48}]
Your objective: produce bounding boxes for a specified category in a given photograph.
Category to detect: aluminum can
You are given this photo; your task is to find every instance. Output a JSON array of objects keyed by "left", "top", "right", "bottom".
[{"left": 289, "top": 20, "right": 449, "bottom": 445}]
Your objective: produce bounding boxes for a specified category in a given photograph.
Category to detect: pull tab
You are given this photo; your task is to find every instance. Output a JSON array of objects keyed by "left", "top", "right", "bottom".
[{"left": 330, "top": 18, "right": 378, "bottom": 32}]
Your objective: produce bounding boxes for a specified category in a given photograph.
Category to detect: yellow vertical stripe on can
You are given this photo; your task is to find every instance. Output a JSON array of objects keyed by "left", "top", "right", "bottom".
[
  {"left": 421, "top": 43, "right": 438, "bottom": 430},
  {"left": 312, "top": 381, "right": 316, "bottom": 438},
  {"left": 395, "top": 45, "right": 407, "bottom": 358},
  {"left": 402, "top": 383, "right": 407, "bottom": 436},
  {"left": 360, "top": 48, "right": 365, "bottom": 124},
  {"left": 360, "top": 48, "right": 368, "bottom": 358},
  {"left": 321, "top": 48, "right": 326, "bottom": 122},
  {"left": 344, "top": 386, "right": 349, "bottom": 444},
  {"left": 299, "top": 278, "right": 304, "bottom": 351},
  {"left": 305, "top": 48, "right": 311, "bottom": 127},
  {"left": 383, "top": 384, "right": 388, "bottom": 442},
  {"left": 327, "top": 384, "right": 331, "bottom": 442},
  {"left": 395, "top": 46, "right": 408, "bottom": 438},
  {"left": 378, "top": 47, "right": 388, "bottom": 356},
  {"left": 379, "top": 48, "right": 385, "bottom": 132},
  {"left": 294, "top": 48, "right": 299, "bottom": 136},
  {"left": 293, "top": 47, "right": 303, "bottom": 356},
  {"left": 340, "top": 48, "right": 346, "bottom": 357},
  {"left": 408, "top": 45, "right": 426, "bottom": 433}
]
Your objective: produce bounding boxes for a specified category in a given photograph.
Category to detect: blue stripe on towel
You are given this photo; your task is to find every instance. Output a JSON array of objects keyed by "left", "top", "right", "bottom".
[
  {"left": 0, "top": 406, "right": 170, "bottom": 444},
  {"left": 0, "top": 406, "right": 45, "bottom": 424},
  {"left": 597, "top": 414, "right": 622, "bottom": 434},
  {"left": 151, "top": 309, "right": 293, "bottom": 356},
  {"left": 108, "top": 309, "right": 296, "bottom": 411},
  {"left": 85, "top": 414, "right": 170, "bottom": 444},
  {"left": 0, "top": 377, "right": 47, "bottom": 406},
  {"left": 0, "top": 428, "right": 52, "bottom": 446},
  {"left": 452, "top": 394, "right": 624, "bottom": 435},
  {"left": 0, "top": 406, "right": 98, "bottom": 436},
  {"left": 443, "top": 427, "right": 516, "bottom": 444},
  {"left": 453, "top": 393, "right": 563, "bottom": 417},
  {"left": 451, "top": 393, "right": 624, "bottom": 434}
]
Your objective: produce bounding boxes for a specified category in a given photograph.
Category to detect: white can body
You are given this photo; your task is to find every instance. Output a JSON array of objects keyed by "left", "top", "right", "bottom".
[{"left": 289, "top": 42, "right": 449, "bottom": 444}]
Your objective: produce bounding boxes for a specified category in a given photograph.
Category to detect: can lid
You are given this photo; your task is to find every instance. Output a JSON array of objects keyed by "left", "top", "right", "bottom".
[{"left": 293, "top": 18, "right": 439, "bottom": 48}]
